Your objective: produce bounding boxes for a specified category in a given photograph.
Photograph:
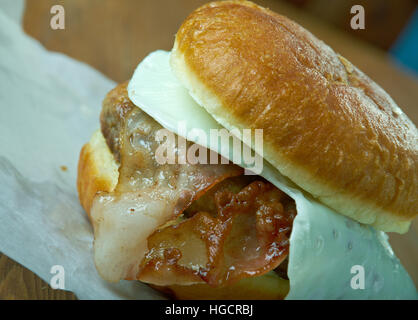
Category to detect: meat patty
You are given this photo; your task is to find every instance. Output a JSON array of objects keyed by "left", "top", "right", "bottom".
[{"left": 100, "top": 81, "right": 135, "bottom": 162}]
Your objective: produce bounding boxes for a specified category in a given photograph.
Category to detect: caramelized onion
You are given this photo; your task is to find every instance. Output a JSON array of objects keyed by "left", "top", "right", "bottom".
[{"left": 138, "top": 179, "right": 296, "bottom": 287}]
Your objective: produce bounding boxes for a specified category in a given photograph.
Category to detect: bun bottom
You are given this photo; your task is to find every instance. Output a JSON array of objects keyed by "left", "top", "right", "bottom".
[
  {"left": 153, "top": 272, "right": 289, "bottom": 300},
  {"left": 77, "top": 130, "right": 289, "bottom": 299}
]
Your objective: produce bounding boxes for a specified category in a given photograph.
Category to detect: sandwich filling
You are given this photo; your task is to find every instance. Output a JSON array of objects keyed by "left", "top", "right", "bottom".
[{"left": 91, "top": 83, "right": 295, "bottom": 286}]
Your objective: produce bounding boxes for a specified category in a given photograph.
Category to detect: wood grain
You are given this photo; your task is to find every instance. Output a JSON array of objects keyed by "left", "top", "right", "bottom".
[
  {"left": 0, "top": 0, "right": 415, "bottom": 300},
  {"left": 0, "top": 254, "right": 76, "bottom": 300}
]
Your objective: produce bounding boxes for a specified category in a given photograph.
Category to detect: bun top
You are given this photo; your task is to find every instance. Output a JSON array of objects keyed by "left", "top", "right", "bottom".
[{"left": 170, "top": 0, "right": 418, "bottom": 233}]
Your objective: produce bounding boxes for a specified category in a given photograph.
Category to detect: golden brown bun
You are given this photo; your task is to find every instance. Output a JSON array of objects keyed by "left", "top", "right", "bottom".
[
  {"left": 77, "top": 130, "right": 118, "bottom": 218},
  {"left": 170, "top": 0, "right": 418, "bottom": 233},
  {"left": 77, "top": 129, "right": 289, "bottom": 299}
]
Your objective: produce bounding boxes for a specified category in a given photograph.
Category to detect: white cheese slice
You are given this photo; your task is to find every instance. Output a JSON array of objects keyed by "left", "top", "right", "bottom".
[{"left": 128, "top": 50, "right": 417, "bottom": 299}]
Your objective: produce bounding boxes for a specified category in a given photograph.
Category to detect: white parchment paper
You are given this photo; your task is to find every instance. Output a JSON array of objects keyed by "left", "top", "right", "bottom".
[{"left": 0, "top": 3, "right": 163, "bottom": 300}]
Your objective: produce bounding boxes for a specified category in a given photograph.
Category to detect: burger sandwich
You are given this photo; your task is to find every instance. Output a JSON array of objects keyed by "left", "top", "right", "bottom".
[{"left": 77, "top": 1, "right": 418, "bottom": 299}]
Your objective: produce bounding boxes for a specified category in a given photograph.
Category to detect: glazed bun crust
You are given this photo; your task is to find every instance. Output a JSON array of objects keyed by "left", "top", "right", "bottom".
[{"left": 171, "top": 0, "right": 418, "bottom": 233}]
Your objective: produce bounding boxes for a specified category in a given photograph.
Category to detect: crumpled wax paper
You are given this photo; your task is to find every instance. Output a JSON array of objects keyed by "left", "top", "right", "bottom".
[{"left": 0, "top": 2, "right": 163, "bottom": 299}]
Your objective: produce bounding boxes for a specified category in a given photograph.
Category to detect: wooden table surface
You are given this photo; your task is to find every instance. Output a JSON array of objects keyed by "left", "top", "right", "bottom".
[{"left": 1, "top": 0, "right": 417, "bottom": 299}]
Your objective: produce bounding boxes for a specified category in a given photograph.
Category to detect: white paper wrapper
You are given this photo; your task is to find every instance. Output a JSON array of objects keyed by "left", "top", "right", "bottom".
[
  {"left": 0, "top": 4, "right": 163, "bottom": 300},
  {"left": 128, "top": 50, "right": 417, "bottom": 299}
]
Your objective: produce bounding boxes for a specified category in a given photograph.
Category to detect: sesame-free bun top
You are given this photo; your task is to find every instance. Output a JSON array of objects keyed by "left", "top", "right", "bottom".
[{"left": 170, "top": 0, "right": 418, "bottom": 233}]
